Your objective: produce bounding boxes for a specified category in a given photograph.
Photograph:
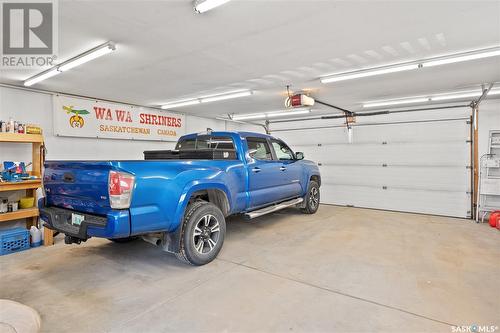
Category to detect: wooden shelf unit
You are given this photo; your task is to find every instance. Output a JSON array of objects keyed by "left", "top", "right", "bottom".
[
  {"left": 0, "top": 207, "right": 39, "bottom": 222},
  {"left": 0, "top": 132, "right": 54, "bottom": 245},
  {"left": 0, "top": 133, "right": 44, "bottom": 143},
  {"left": 0, "top": 180, "right": 42, "bottom": 192}
]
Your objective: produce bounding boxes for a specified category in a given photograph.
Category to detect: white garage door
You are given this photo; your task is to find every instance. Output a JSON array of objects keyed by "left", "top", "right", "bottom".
[{"left": 272, "top": 114, "right": 472, "bottom": 218}]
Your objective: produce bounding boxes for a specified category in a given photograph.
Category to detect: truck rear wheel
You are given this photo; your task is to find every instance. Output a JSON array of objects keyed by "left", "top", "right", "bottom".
[
  {"left": 301, "top": 181, "right": 320, "bottom": 214},
  {"left": 176, "top": 201, "right": 226, "bottom": 266}
]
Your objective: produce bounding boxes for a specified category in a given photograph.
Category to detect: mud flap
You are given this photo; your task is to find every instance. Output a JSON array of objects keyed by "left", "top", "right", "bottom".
[{"left": 161, "top": 226, "right": 182, "bottom": 254}]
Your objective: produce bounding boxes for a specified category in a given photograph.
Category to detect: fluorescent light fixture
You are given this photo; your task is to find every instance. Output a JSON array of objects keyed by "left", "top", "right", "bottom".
[
  {"left": 232, "top": 114, "right": 266, "bottom": 121},
  {"left": 431, "top": 89, "right": 500, "bottom": 101},
  {"left": 423, "top": 48, "right": 500, "bottom": 67},
  {"left": 320, "top": 46, "right": 500, "bottom": 84},
  {"left": 24, "top": 68, "right": 61, "bottom": 87},
  {"left": 320, "top": 64, "right": 419, "bottom": 84},
  {"left": 363, "top": 87, "right": 500, "bottom": 108},
  {"left": 23, "top": 41, "right": 116, "bottom": 86},
  {"left": 265, "top": 109, "right": 311, "bottom": 118},
  {"left": 363, "top": 97, "right": 429, "bottom": 108},
  {"left": 194, "top": 0, "right": 231, "bottom": 13},
  {"left": 161, "top": 99, "right": 201, "bottom": 109},
  {"left": 430, "top": 91, "right": 482, "bottom": 101},
  {"left": 201, "top": 90, "right": 253, "bottom": 103},
  {"left": 232, "top": 108, "right": 311, "bottom": 121},
  {"left": 59, "top": 42, "right": 116, "bottom": 72},
  {"left": 160, "top": 90, "right": 253, "bottom": 109}
]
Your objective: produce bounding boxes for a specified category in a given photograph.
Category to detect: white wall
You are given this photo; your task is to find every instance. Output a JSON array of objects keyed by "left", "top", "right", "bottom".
[{"left": 0, "top": 86, "right": 262, "bottom": 163}]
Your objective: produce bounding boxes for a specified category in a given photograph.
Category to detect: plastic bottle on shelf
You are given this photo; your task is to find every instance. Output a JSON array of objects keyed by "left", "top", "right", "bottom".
[{"left": 8, "top": 117, "right": 14, "bottom": 133}]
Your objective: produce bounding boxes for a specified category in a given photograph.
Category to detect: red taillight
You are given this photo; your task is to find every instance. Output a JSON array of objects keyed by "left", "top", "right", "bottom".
[
  {"left": 109, "top": 171, "right": 121, "bottom": 195},
  {"left": 108, "top": 171, "right": 135, "bottom": 209}
]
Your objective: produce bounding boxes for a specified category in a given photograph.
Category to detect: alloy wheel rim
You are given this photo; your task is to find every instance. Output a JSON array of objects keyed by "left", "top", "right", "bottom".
[
  {"left": 309, "top": 187, "right": 319, "bottom": 209},
  {"left": 193, "top": 214, "right": 220, "bottom": 254}
]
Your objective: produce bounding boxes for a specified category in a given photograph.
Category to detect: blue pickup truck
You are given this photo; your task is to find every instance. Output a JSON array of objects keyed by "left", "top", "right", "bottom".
[{"left": 40, "top": 131, "right": 321, "bottom": 265}]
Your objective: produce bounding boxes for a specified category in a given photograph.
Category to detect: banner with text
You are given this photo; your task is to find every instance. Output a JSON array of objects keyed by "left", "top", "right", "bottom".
[{"left": 53, "top": 95, "right": 185, "bottom": 141}]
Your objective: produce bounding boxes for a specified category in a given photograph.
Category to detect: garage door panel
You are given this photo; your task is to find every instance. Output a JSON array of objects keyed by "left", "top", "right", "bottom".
[
  {"left": 274, "top": 116, "right": 470, "bottom": 218},
  {"left": 321, "top": 185, "right": 469, "bottom": 217},
  {"left": 299, "top": 143, "right": 469, "bottom": 166},
  {"left": 278, "top": 119, "right": 470, "bottom": 146},
  {"left": 313, "top": 142, "right": 468, "bottom": 166},
  {"left": 280, "top": 128, "right": 348, "bottom": 146},
  {"left": 352, "top": 121, "right": 469, "bottom": 142},
  {"left": 318, "top": 165, "right": 469, "bottom": 191}
]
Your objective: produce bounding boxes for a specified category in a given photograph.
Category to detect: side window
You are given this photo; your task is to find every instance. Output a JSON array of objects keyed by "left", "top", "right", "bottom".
[
  {"left": 271, "top": 140, "right": 294, "bottom": 160},
  {"left": 247, "top": 138, "right": 273, "bottom": 161}
]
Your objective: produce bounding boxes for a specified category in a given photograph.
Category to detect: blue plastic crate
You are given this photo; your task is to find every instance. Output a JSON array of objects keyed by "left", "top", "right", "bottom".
[{"left": 0, "top": 227, "right": 30, "bottom": 256}]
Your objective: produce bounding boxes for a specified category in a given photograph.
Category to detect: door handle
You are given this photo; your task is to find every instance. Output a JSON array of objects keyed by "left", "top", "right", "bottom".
[
  {"left": 252, "top": 167, "right": 261, "bottom": 173},
  {"left": 280, "top": 166, "right": 287, "bottom": 171}
]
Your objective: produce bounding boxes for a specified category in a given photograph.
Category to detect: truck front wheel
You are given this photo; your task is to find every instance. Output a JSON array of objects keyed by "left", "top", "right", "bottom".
[
  {"left": 301, "top": 181, "right": 320, "bottom": 214},
  {"left": 176, "top": 201, "right": 226, "bottom": 265}
]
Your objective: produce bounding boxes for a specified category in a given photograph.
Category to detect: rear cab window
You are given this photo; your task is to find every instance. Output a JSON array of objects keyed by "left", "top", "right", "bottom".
[{"left": 176, "top": 136, "right": 235, "bottom": 151}]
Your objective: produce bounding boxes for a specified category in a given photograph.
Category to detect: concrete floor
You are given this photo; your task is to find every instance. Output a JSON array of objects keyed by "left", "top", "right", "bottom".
[{"left": 1, "top": 205, "right": 499, "bottom": 333}]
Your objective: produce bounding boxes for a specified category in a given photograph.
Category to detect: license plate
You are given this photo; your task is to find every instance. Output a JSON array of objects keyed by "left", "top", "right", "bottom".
[{"left": 71, "top": 213, "right": 85, "bottom": 226}]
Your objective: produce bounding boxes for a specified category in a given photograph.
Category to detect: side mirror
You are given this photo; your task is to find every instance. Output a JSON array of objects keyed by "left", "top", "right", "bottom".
[{"left": 296, "top": 152, "right": 304, "bottom": 160}]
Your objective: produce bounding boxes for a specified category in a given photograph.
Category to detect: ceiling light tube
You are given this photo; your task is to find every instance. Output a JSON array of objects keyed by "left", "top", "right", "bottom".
[
  {"left": 232, "top": 109, "right": 311, "bottom": 121},
  {"left": 194, "top": 0, "right": 232, "bottom": 13},
  {"left": 363, "top": 97, "right": 429, "bottom": 108},
  {"left": 266, "top": 109, "right": 311, "bottom": 118},
  {"left": 161, "top": 90, "right": 253, "bottom": 110},
  {"left": 362, "top": 88, "right": 500, "bottom": 108},
  {"left": 200, "top": 90, "right": 253, "bottom": 103},
  {"left": 231, "top": 114, "right": 267, "bottom": 121},
  {"left": 24, "top": 68, "right": 61, "bottom": 87},
  {"left": 320, "top": 47, "right": 500, "bottom": 84},
  {"left": 161, "top": 99, "right": 201, "bottom": 109},
  {"left": 320, "top": 64, "right": 419, "bottom": 84},
  {"left": 23, "top": 42, "right": 116, "bottom": 86},
  {"left": 422, "top": 48, "right": 500, "bottom": 68},
  {"left": 59, "top": 42, "right": 116, "bottom": 72},
  {"left": 430, "top": 91, "right": 482, "bottom": 101},
  {"left": 431, "top": 89, "right": 500, "bottom": 101}
]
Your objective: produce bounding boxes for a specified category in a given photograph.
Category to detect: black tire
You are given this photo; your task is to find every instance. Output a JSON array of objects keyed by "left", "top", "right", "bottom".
[
  {"left": 109, "top": 236, "right": 138, "bottom": 243},
  {"left": 176, "top": 201, "right": 226, "bottom": 266},
  {"left": 301, "top": 181, "right": 320, "bottom": 214}
]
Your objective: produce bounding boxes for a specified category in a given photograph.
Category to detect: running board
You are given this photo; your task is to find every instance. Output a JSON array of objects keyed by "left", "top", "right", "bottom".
[{"left": 244, "top": 198, "right": 304, "bottom": 219}]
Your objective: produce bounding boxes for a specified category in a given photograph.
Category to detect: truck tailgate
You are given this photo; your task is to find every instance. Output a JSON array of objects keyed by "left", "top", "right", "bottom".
[{"left": 43, "top": 161, "right": 116, "bottom": 215}]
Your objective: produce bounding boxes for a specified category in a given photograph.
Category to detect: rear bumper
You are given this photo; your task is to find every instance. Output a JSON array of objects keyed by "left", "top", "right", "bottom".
[{"left": 39, "top": 202, "right": 130, "bottom": 240}]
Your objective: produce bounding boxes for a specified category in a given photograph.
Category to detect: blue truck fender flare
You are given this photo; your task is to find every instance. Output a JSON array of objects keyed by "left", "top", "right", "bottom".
[{"left": 164, "top": 183, "right": 231, "bottom": 254}]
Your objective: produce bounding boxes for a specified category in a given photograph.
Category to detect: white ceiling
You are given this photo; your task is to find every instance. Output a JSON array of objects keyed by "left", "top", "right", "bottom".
[{"left": 1, "top": 0, "right": 499, "bottom": 118}]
